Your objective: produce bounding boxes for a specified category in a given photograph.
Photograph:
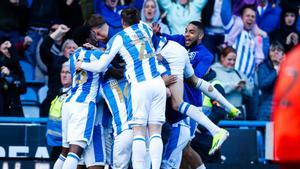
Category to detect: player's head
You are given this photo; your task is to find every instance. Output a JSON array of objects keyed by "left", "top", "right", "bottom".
[
  {"left": 72, "top": 25, "right": 98, "bottom": 47},
  {"left": 184, "top": 21, "right": 204, "bottom": 47},
  {"left": 121, "top": 7, "right": 140, "bottom": 28},
  {"left": 86, "top": 14, "right": 109, "bottom": 42}
]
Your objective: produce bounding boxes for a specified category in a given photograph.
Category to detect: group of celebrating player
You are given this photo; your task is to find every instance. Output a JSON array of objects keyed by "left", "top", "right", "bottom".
[{"left": 53, "top": 7, "right": 240, "bottom": 169}]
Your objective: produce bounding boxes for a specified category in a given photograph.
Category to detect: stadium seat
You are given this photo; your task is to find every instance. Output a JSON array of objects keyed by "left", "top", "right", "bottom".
[
  {"left": 19, "top": 60, "right": 34, "bottom": 81},
  {"left": 38, "top": 85, "right": 48, "bottom": 103},
  {"left": 20, "top": 87, "right": 40, "bottom": 117}
]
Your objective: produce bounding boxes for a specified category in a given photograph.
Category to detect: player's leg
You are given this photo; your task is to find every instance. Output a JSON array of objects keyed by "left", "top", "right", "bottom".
[
  {"left": 129, "top": 81, "right": 151, "bottom": 169},
  {"left": 63, "top": 102, "right": 97, "bottom": 169},
  {"left": 62, "top": 143, "right": 85, "bottom": 169},
  {"left": 84, "top": 124, "right": 106, "bottom": 169},
  {"left": 53, "top": 103, "right": 70, "bottom": 169},
  {"left": 112, "top": 129, "right": 133, "bottom": 169},
  {"left": 181, "top": 62, "right": 229, "bottom": 155},
  {"left": 182, "top": 143, "right": 206, "bottom": 169},
  {"left": 168, "top": 79, "right": 223, "bottom": 138},
  {"left": 186, "top": 75, "right": 239, "bottom": 117},
  {"left": 53, "top": 147, "right": 69, "bottom": 169},
  {"left": 147, "top": 77, "right": 167, "bottom": 169},
  {"left": 132, "top": 125, "right": 147, "bottom": 169},
  {"left": 148, "top": 124, "right": 163, "bottom": 169},
  {"left": 161, "top": 124, "right": 190, "bottom": 169}
]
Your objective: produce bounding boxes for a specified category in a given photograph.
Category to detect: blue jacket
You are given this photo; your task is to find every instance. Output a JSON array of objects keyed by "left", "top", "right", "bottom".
[
  {"left": 256, "top": 3, "right": 281, "bottom": 33},
  {"left": 257, "top": 58, "right": 277, "bottom": 120},
  {"left": 94, "top": 0, "right": 141, "bottom": 29}
]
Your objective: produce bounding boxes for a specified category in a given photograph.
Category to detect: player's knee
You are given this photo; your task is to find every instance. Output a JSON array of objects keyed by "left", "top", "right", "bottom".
[
  {"left": 61, "top": 147, "right": 69, "bottom": 157},
  {"left": 69, "top": 143, "right": 85, "bottom": 157}
]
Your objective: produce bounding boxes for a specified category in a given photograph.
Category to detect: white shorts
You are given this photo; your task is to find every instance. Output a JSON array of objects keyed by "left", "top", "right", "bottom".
[
  {"left": 62, "top": 101, "right": 96, "bottom": 147},
  {"left": 82, "top": 124, "right": 106, "bottom": 167},
  {"left": 129, "top": 77, "right": 166, "bottom": 125},
  {"left": 160, "top": 40, "right": 194, "bottom": 80},
  {"left": 112, "top": 129, "right": 133, "bottom": 169},
  {"left": 162, "top": 124, "right": 190, "bottom": 169}
]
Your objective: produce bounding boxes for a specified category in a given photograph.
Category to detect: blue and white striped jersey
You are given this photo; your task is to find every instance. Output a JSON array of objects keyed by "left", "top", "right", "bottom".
[
  {"left": 232, "top": 30, "right": 256, "bottom": 79},
  {"left": 80, "top": 22, "right": 161, "bottom": 84},
  {"left": 224, "top": 17, "right": 256, "bottom": 79},
  {"left": 101, "top": 77, "right": 132, "bottom": 136},
  {"left": 66, "top": 47, "right": 104, "bottom": 103}
]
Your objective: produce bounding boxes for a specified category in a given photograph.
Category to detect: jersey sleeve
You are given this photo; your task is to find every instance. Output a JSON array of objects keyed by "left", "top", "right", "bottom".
[{"left": 81, "top": 35, "right": 123, "bottom": 73}]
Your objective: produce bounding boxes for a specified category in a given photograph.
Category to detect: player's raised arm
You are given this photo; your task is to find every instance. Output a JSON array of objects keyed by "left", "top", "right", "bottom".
[{"left": 79, "top": 35, "right": 123, "bottom": 73}]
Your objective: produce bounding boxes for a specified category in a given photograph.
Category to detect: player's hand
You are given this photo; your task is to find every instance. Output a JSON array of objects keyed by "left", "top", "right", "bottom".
[
  {"left": 152, "top": 22, "right": 161, "bottom": 35},
  {"left": 83, "top": 43, "right": 97, "bottom": 50},
  {"left": 75, "top": 60, "right": 83, "bottom": 72},
  {"left": 1, "top": 66, "right": 10, "bottom": 76},
  {"left": 162, "top": 75, "right": 177, "bottom": 86}
]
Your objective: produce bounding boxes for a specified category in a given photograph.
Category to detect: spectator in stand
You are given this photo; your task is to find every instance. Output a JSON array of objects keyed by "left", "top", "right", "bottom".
[
  {"left": 46, "top": 61, "right": 72, "bottom": 160},
  {"left": 39, "top": 24, "right": 78, "bottom": 117},
  {"left": 59, "top": 0, "right": 84, "bottom": 29},
  {"left": 256, "top": 0, "right": 281, "bottom": 34},
  {"left": 0, "top": 0, "right": 28, "bottom": 44},
  {"left": 201, "top": 0, "right": 225, "bottom": 56},
  {"left": 141, "top": 0, "right": 170, "bottom": 34},
  {"left": 257, "top": 41, "right": 285, "bottom": 120},
  {"left": 270, "top": 7, "right": 299, "bottom": 52},
  {"left": 24, "top": 0, "right": 62, "bottom": 69},
  {"left": 221, "top": 2, "right": 265, "bottom": 120},
  {"left": 212, "top": 46, "right": 253, "bottom": 119},
  {"left": 0, "top": 39, "right": 26, "bottom": 117},
  {"left": 94, "top": 0, "right": 141, "bottom": 32},
  {"left": 157, "top": 0, "right": 208, "bottom": 34}
]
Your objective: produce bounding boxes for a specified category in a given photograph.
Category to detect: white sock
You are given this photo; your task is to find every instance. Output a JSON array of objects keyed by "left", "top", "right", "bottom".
[
  {"left": 178, "top": 102, "right": 220, "bottom": 135},
  {"left": 62, "top": 152, "right": 80, "bottom": 169},
  {"left": 197, "top": 164, "right": 206, "bottom": 169},
  {"left": 149, "top": 134, "right": 163, "bottom": 169},
  {"left": 53, "top": 154, "right": 66, "bottom": 169},
  {"left": 195, "top": 79, "right": 235, "bottom": 112},
  {"left": 132, "top": 136, "right": 146, "bottom": 169}
]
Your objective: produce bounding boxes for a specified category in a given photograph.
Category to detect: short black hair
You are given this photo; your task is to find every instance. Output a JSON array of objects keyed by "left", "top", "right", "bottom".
[
  {"left": 189, "top": 21, "right": 204, "bottom": 33},
  {"left": 121, "top": 7, "right": 140, "bottom": 26},
  {"left": 240, "top": 4, "right": 257, "bottom": 16},
  {"left": 270, "top": 41, "right": 285, "bottom": 53},
  {"left": 72, "top": 25, "right": 91, "bottom": 46},
  {"left": 86, "top": 14, "right": 106, "bottom": 28}
]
